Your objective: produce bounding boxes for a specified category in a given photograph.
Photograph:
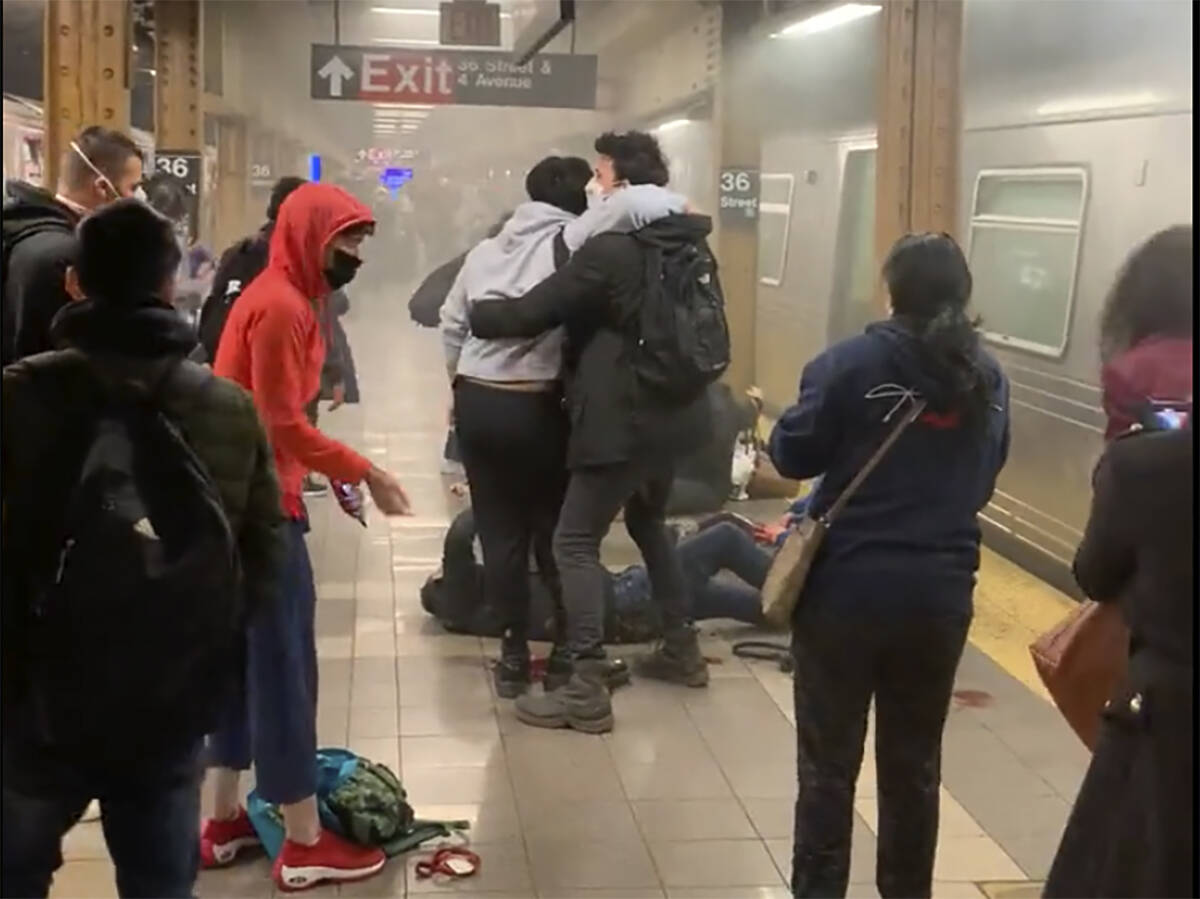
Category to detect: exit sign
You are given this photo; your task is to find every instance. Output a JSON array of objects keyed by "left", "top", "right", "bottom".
[{"left": 440, "top": 1, "right": 501, "bottom": 47}]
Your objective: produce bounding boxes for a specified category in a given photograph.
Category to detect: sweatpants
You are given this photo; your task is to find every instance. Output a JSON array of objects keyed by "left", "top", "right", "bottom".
[
  {"left": 789, "top": 571, "right": 972, "bottom": 899},
  {"left": 453, "top": 378, "right": 568, "bottom": 645},
  {"left": 208, "top": 519, "right": 318, "bottom": 805},
  {"left": 556, "top": 458, "right": 691, "bottom": 658}
]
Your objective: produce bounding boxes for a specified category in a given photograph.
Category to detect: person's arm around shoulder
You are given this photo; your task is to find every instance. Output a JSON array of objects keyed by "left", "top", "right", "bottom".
[
  {"left": 1072, "top": 442, "right": 1135, "bottom": 601},
  {"left": 769, "top": 350, "right": 843, "bottom": 481},
  {"left": 561, "top": 185, "right": 686, "bottom": 251},
  {"left": 249, "top": 298, "right": 411, "bottom": 515},
  {"left": 468, "top": 236, "right": 611, "bottom": 340}
]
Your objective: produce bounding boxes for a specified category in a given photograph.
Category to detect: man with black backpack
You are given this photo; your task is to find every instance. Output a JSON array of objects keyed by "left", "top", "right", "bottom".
[
  {"left": 1, "top": 199, "right": 284, "bottom": 898},
  {"left": 2, "top": 125, "right": 145, "bottom": 366},
  {"left": 469, "top": 130, "right": 728, "bottom": 733}
]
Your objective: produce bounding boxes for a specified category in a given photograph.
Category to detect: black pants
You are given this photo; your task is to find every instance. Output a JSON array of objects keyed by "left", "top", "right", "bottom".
[
  {"left": 453, "top": 379, "right": 568, "bottom": 645},
  {"left": 556, "top": 457, "right": 692, "bottom": 657},
  {"left": 790, "top": 572, "right": 972, "bottom": 899}
]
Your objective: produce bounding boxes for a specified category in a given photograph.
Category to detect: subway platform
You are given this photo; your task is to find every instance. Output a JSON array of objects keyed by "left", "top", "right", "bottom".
[{"left": 53, "top": 306, "right": 1087, "bottom": 899}]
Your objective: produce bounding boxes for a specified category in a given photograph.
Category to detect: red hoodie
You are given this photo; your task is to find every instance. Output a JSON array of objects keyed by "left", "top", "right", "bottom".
[
  {"left": 214, "top": 183, "right": 375, "bottom": 518},
  {"left": 1101, "top": 336, "right": 1193, "bottom": 440}
]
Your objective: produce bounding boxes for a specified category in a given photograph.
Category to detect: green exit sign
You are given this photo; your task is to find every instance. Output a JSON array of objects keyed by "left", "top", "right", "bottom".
[{"left": 440, "top": 2, "right": 501, "bottom": 47}]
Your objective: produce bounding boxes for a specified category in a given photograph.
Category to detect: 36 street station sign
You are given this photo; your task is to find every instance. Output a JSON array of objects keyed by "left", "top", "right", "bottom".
[{"left": 310, "top": 44, "right": 597, "bottom": 110}]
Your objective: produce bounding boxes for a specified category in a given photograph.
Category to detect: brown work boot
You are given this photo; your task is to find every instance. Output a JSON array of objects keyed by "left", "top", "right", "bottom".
[{"left": 515, "top": 658, "right": 614, "bottom": 734}]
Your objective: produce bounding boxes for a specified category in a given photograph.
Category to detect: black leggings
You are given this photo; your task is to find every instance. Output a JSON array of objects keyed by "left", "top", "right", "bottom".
[{"left": 452, "top": 379, "right": 568, "bottom": 645}]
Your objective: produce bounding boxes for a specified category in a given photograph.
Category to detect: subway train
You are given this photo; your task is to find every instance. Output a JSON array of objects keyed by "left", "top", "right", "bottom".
[
  {"left": 747, "top": 0, "right": 1192, "bottom": 597},
  {"left": 2, "top": 93, "right": 157, "bottom": 192}
]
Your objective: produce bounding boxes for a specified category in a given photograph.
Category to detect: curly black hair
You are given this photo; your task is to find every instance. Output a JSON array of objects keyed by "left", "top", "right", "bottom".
[
  {"left": 1099, "top": 225, "right": 1193, "bottom": 362},
  {"left": 593, "top": 131, "right": 669, "bottom": 186}
]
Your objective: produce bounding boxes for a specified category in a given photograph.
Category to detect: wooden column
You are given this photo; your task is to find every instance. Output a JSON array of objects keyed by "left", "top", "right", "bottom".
[
  {"left": 215, "top": 115, "right": 248, "bottom": 250},
  {"left": 716, "top": 0, "right": 764, "bottom": 392},
  {"left": 874, "top": 0, "right": 963, "bottom": 307},
  {"left": 43, "top": 0, "right": 131, "bottom": 190},
  {"left": 154, "top": 0, "right": 202, "bottom": 150}
]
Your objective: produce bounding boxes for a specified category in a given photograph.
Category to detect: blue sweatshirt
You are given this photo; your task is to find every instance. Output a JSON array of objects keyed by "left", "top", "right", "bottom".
[{"left": 769, "top": 319, "right": 1010, "bottom": 580}]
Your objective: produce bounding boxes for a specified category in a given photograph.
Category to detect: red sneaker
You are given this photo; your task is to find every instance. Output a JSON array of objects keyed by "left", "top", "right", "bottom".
[
  {"left": 200, "top": 808, "right": 261, "bottom": 868},
  {"left": 272, "top": 830, "right": 386, "bottom": 892}
]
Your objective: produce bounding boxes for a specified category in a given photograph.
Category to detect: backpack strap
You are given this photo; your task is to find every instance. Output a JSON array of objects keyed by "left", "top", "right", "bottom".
[{"left": 552, "top": 228, "right": 569, "bottom": 270}]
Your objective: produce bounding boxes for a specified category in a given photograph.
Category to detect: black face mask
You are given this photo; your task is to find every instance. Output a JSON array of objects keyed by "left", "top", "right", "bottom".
[{"left": 323, "top": 249, "right": 363, "bottom": 290}]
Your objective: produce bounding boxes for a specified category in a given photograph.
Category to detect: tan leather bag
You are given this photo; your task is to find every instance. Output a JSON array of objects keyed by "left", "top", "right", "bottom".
[
  {"left": 1029, "top": 599, "right": 1129, "bottom": 750},
  {"left": 762, "top": 400, "right": 926, "bottom": 630}
]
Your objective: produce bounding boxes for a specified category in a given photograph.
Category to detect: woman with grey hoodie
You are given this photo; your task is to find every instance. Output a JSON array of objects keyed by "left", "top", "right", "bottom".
[{"left": 440, "top": 155, "right": 683, "bottom": 697}]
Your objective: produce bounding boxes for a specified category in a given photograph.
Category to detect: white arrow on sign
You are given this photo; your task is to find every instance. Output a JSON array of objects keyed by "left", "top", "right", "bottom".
[{"left": 318, "top": 55, "right": 354, "bottom": 98}]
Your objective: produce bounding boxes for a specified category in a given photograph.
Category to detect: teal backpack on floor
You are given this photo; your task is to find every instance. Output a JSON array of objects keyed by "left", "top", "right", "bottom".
[{"left": 247, "top": 748, "right": 469, "bottom": 859}]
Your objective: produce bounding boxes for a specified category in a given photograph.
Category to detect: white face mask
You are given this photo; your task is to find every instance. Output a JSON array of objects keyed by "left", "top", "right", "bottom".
[
  {"left": 70, "top": 140, "right": 141, "bottom": 204},
  {"left": 584, "top": 177, "right": 604, "bottom": 210}
]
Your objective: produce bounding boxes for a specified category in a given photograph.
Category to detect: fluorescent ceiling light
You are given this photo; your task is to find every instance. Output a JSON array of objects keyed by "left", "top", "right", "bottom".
[
  {"left": 1036, "top": 91, "right": 1161, "bottom": 116},
  {"left": 772, "top": 3, "right": 882, "bottom": 38},
  {"left": 374, "top": 109, "right": 430, "bottom": 119},
  {"left": 373, "top": 103, "right": 434, "bottom": 110},
  {"left": 373, "top": 37, "right": 440, "bottom": 46},
  {"left": 656, "top": 118, "right": 690, "bottom": 132},
  {"left": 371, "top": 6, "right": 512, "bottom": 19}
]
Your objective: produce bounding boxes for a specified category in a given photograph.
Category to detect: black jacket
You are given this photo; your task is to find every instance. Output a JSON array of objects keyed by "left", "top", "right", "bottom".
[
  {"left": 2, "top": 182, "right": 81, "bottom": 366},
  {"left": 468, "top": 214, "right": 712, "bottom": 469},
  {"left": 1045, "top": 426, "right": 1194, "bottom": 898},
  {"left": 769, "top": 318, "right": 1010, "bottom": 586}
]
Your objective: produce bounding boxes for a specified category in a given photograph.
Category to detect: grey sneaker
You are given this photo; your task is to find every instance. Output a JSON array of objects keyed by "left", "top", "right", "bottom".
[
  {"left": 634, "top": 626, "right": 710, "bottom": 687},
  {"left": 515, "top": 659, "right": 614, "bottom": 733},
  {"left": 544, "top": 645, "right": 631, "bottom": 692}
]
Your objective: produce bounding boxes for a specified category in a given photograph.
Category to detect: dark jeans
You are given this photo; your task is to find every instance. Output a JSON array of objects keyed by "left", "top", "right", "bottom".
[
  {"left": 556, "top": 458, "right": 691, "bottom": 657},
  {"left": 677, "top": 522, "right": 770, "bottom": 625},
  {"left": 208, "top": 519, "right": 318, "bottom": 804},
  {"left": 453, "top": 379, "right": 568, "bottom": 645},
  {"left": 1, "top": 740, "right": 203, "bottom": 898},
  {"left": 790, "top": 573, "right": 972, "bottom": 899}
]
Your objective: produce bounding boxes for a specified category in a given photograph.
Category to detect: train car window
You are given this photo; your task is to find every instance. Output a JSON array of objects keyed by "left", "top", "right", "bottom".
[
  {"left": 828, "top": 147, "right": 877, "bottom": 342},
  {"left": 757, "top": 173, "right": 795, "bottom": 286},
  {"left": 967, "top": 167, "right": 1088, "bottom": 358}
]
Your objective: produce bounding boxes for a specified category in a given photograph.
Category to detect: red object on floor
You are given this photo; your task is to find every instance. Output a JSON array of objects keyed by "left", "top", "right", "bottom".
[
  {"left": 414, "top": 847, "right": 482, "bottom": 879},
  {"left": 200, "top": 808, "right": 261, "bottom": 869},
  {"left": 530, "top": 656, "right": 549, "bottom": 682},
  {"left": 272, "top": 829, "right": 386, "bottom": 893}
]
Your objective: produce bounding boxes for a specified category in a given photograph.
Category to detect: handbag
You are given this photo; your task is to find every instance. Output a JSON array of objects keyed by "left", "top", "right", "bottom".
[
  {"left": 761, "top": 399, "right": 927, "bottom": 630},
  {"left": 1029, "top": 599, "right": 1129, "bottom": 750}
]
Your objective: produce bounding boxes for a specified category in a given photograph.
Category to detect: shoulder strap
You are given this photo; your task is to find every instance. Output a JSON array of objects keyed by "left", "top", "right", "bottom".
[
  {"left": 820, "top": 398, "right": 927, "bottom": 525},
  {"left": 552, "top": 228, "right": 569, "bottom": 270}
]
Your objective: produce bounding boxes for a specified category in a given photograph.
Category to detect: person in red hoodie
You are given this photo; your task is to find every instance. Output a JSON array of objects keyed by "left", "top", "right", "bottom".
[
  {"left": 1098, "top": 225, "right": 1192, "bottom": 439},
  {"left": 202, "top": 182, "right": 411, "bottom": 891}
]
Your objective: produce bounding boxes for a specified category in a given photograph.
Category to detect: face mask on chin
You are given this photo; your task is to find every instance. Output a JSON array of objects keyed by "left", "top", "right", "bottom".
[
  {"left": 584, "top": 178, "right": 604, "bottom": 210},
  {"left": 323, "top": 248, "right": 363, "bottom": 290}
]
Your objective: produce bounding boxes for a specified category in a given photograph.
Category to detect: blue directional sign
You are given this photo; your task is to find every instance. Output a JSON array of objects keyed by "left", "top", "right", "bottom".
[{"left": 380, "top": 167, "right": 414, "bottom": 190}]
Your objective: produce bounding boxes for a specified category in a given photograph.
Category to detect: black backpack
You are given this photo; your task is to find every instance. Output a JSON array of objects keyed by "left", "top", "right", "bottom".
[
  {"left": 22, "top": 355, "right": 243, "bottom": 756},
  {"left": 631, "top": 235, "right": 730, "bottom": 403},
  {"left": 2, "top": 213, "right": 71, "bottom": 366},
  {"left": 194, "top": 233, "right": 268, "bottom": 363}
]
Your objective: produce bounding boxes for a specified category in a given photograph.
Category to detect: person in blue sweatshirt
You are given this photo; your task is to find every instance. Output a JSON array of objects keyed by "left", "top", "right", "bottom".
[{"left": 769, "top": 233, "right": 1010, "bottom": 899}]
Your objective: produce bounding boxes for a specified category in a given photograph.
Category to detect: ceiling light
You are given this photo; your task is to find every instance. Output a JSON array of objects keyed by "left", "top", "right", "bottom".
[
  {"left": 371, "top": 6, "right": 513, "bottom": 19},
  {"left": 373, "top": 103, "right": 434, "bottom": 110},
  {"left": 772, "top": 3, "right": 882, "bottom": 38},
  {"left": 373, "top": 109, "right": 430, "bottom": 119},
  {"left": 372, "top": 37, "right": 441, "bottom": 46},
  {"left": 1035, "top": 91, "right": 1161, "bottom": 116},
  {"left": 656, "top": 118, "right": 690, "bottom": 132}
]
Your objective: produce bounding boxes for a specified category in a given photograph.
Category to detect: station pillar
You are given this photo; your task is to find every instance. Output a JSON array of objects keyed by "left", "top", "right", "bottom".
[
  {"left": 154, "top": 0, "right": 203, "bottom": 151},
  {"left": 43, "top": 0, "right": 132, "bottom": 190},
  {"left": 716, "top": 0, "right": 765, "bottom": 392},
  {"left": 875, "top": 0, "right": 963, "bottom": 305},
  {"left": 214, "top": 115, "right": 249, "bottom": 250}
]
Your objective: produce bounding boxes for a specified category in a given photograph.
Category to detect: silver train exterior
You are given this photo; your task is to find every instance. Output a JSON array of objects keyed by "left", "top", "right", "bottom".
[{"left": 749, "top": 0, "right": 1192, "bottom": 597}]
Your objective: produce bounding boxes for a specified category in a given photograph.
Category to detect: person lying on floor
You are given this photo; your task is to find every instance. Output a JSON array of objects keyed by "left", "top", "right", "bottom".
[{"left": 420, "top": 489, "right": 820, "bottom": 642}]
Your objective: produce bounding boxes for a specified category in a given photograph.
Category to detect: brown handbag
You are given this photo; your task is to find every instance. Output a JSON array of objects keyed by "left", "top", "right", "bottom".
[
  {"left": 762, "top": 399, "right": 927, "bottom": 630},
  {"left": 1029, "top": 599, "right": 1130, "bottom": 750}
]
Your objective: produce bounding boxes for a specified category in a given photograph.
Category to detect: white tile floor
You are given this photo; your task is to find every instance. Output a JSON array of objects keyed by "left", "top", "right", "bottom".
[{"left": 51, "top": 309, "right": 1059, "bottom": 898}]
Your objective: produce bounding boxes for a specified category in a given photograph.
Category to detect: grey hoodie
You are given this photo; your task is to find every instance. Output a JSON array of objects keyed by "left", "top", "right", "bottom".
[{"left": 441, "top": 184, "right": 684, "bottom": 382}]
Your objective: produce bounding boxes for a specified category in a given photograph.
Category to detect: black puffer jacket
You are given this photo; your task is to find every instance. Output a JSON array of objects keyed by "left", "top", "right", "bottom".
[
  {"left": 2, "top": 181, "right": 81, "bottom": 365},
  {"left": 2, "top": 301, "right": 285, "bottom": 704},
  {"left": 468, "top": 214, "right": 712, "bottom": 469}
]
